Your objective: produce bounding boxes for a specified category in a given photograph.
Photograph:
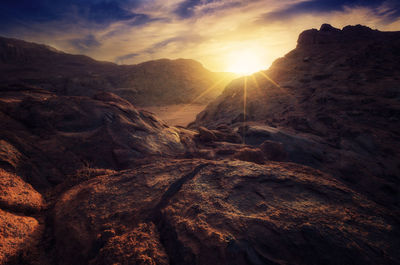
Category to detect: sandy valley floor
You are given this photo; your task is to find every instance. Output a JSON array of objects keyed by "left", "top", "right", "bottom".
[{"left": 141, "top": 104, "right": 206, "bottom": 127}]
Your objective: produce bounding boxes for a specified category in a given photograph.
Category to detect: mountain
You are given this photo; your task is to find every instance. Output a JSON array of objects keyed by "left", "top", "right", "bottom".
[
  {"left": 0, "top": 36, "right": 235, "bottom": 106},
  {"left": 193, "top": 24, "right": 400, "bottom": 210},
  {"left": 0, "top": 25, "right": 399, "bottom": 265}
]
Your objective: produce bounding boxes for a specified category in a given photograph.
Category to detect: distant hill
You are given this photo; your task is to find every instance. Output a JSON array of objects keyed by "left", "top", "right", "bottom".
[{"left": 0, "top": 36, "right": 235, "bottom": 106}]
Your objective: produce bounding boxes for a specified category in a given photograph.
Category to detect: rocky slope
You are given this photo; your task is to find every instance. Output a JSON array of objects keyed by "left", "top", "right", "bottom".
[
  {"left": 0, "top": 85, "right": 195, "bottom": 190},
  {"left": 0, "top": 169, "right": 44, "bottom": 264},
  {"left": 0, "top": 36, "right": 235, "bottom": 106},
  {"left": 0, "top": 84, "right": 198, "bottom": 264},
  {"left": 53, "top": 159, "right": 399, "bottom": 265},
  {"left": 0, "top": 24, "right": 399, "bottom": 265},
  {"left": 193, "top": 24, "right": 400, "bottom": 210}
]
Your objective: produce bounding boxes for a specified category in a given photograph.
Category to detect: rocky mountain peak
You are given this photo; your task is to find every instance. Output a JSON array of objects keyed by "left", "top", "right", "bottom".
[
  {"left": 297, "top": 23, "right": 379, "bottom": 46},
  {"left": 319, "top": 23, "right": 340, "bottom": 32}
]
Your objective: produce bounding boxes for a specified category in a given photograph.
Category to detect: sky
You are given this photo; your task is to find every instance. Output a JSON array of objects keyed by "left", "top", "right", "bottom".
[{"left": 1, "top": 0, "right": 400, "bottom": 72}]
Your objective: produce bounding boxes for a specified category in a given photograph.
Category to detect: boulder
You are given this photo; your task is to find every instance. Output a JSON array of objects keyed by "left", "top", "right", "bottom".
[
  {"left": 53, "top": 159, "right": 400, "bottom": 265},
  {"left": 0, "top": 209, "right": 42, "bottom": 264},
  {"left": 0, "top": 88, "right": 192, "bottom": 190},
  {"left": 197, "top": 126, "right": 218, "bottom": 142},
  {"left": 260, "top": 140, "right": 287, "bottom": 161},
  {"left": 0, "top": 169, "right": 44, "bottom": 213},
  {"left": 233, "top": 148, "right": 265, "bottom": 164}
]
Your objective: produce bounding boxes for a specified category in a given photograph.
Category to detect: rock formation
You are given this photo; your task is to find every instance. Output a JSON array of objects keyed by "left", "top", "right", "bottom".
[
  {"left": 53, "top": 160, "right": 399, "bottom": 265},
  {"left": 0, "top": 85, "right": 194, "bottom": 190},
  {"left": 0, "top": 36, "right": 235, "bottom": 106},
  {"left": 0, "top": 25, "right": 399, "bottom": 265},
  {"left": 193, "top": 24, "right": 400, "bottom": 210}
]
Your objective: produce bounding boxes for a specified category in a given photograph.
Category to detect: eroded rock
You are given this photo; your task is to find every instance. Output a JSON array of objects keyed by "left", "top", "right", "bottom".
[
  {"left": 53, "top": 159, "right": 399, "bottom": 265},
  {"left": 0, "top": 169, "right": 44, "bottom": 213},
  {"left": 0, "top": 209, "right": 42, "bottom": 264}
]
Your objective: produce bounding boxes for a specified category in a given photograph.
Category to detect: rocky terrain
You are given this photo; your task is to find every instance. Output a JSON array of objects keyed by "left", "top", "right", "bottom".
[
  {"left": 193, "top": 24, "right": 400, "bottom": 210},
  {"left": 0, "top": 36, "right": 235, "bottom": 106},
  {"left": 0, "top": 24, "right": 399, "bottom": 265},
  {"left": 0, "top": 86, "right": 196, "bottom": 190}
]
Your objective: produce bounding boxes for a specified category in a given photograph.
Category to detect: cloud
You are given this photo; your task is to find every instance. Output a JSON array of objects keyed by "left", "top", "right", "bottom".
[
  {"left": 0, "top": 0, "right": 147, "bottom": 30},
  {"left": 174, "top": 0, "right": 250, "bottom": 19},
  {"left": 262, "top": 0, "right": 400, "bottom": 22},
  {"left": 68, "top": 34, "right": 101, "bottom": 52},
  {"left": 84, "top": 1, "right": 141, "bottom": 24},
  {"left": 115, "top": 52, "right": 140, "bottom": 63},
  {"left": 175, "top": 0, "right": 204, "bottom": 18},
  {"left": 144, "top": 34, "right": 207, "bottom": 54}
]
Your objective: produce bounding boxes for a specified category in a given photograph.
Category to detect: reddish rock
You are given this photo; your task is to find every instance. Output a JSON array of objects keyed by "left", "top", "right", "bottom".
[
  {"left": 0, "top": 87, "right": 192, "bottom": 190},
  {"left": 0, "top": 140, "right": 22, "bottom": 172},
  {"left": 197, "top": 126, "right": 217, "bottom": 142},
  {"left": 0, "top": 24, "right": 399, "bottom": 265},
  {"left": 193, "top": 24, "right": 400, "bottom": 209},
  {"left": 95, "top": 223, "right": 169, "bottom": 265},
  {"left": 53, "top": 159, "right": 399, "bottom": 265},
  {"left": 0, "top": 169, "right": 44, "bottom": 213},
  {"left": 233, "top": 147, "right": 265, "bottom": 164},
  {"left": 196, "top": 126, "right": 241, "bottom": 143},
  {"left": 260, "top": 140, "right": 287, "bottom": 161},
  {"left": 0, "top": 209, "right": 42, "bottom": 264}
]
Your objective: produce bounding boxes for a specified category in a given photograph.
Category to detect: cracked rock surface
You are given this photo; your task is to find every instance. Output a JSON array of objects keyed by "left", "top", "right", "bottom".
[{"left": 53, "top": 159, "right": 399, "bottom": 265}]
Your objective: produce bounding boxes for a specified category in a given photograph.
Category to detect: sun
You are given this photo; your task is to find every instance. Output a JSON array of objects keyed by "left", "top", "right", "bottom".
[{"left": 226, "top": 49, "right": 266, "bottom": 75}]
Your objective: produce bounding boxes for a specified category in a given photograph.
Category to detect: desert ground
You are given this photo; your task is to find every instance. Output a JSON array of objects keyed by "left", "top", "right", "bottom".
[{"left": 141, "top": 104, "right": 206, "bottom": 126}]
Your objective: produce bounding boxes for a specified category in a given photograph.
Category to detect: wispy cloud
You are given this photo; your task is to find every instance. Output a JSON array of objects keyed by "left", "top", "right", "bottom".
[
  {"left": 262, "top": 0, "right": 400, "bottom": 22},
  {"left": 68, "top": 34, "right": 101, "bottom": 52},
  {"left": 115, "top": 52, "right": 140, "bottom": 64}
]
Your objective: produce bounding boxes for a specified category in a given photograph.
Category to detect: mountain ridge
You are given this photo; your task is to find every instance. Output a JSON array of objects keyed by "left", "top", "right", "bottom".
[{"left": 0, "top": 35, "right": 236, "bottom": 106}]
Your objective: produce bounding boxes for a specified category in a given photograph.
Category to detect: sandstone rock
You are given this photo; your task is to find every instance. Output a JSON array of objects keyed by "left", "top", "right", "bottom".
[
  {"left": 0, "top": 169, "right": 44, "bottom": 213},
  {"left": 0, "top": 209, "right": 42, "bottom": 264},
  {"left": 53, "top": 160, "right": 202, "bottom": 265},
  {"left": 193, "top": 24, "right": 400, "bottom": 209},
  {"left": 0, "top": 87, "right": 192, "bottom": 190},
  {"left": 259, "top": 140, "right": 287, "bottom": 161},
  {"left": 233, "top": 147, "right": 265, "bottom": 164},
  {"left": 53, "top": 159, "right": 400, "bottom": 265},
  {"left": 0, "top": 140, "right": 22, "bottom": 172},
  {"left": 197, "top": 126, "right": 218, "bottom": 142},
  {"left": 1, "top": 24, "right": 399, "bottom": 265},
  {"left": 195, "top": 126, "right": 242, "bottom": 144},
  {"left": 196, "top": 149, "right": 216, "bottom": 160}
]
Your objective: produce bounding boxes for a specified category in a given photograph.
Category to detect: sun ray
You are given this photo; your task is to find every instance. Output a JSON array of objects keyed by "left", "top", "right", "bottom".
[
  {"left": 258, "top": 71, "right": 281, "bottom": 89},
  {"left": 251, "top": 74, "right": 260, "bottom": 91},
  {"left": 258, "top": 71, "right": 294, "bottom": 97},
  {"left": 242, "top": 76, "right": 247, "bottom": 144},
  {"left": 190, "top": 75, "right": 230, "bottom": 105}
]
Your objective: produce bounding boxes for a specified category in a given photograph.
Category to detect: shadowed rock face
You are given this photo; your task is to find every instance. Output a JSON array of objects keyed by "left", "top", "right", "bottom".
[
  {"left": 53, "top": 159, "right": 399, "bottom": 265},
  {"left": 0, "top": 86, "right": 194, "bottom": 190},
  {"left": 0, "top": 36, "right": 235, "bottom": 106},
  {"left": 193, "top": 24, "right": 400, "bottom": 210}
]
